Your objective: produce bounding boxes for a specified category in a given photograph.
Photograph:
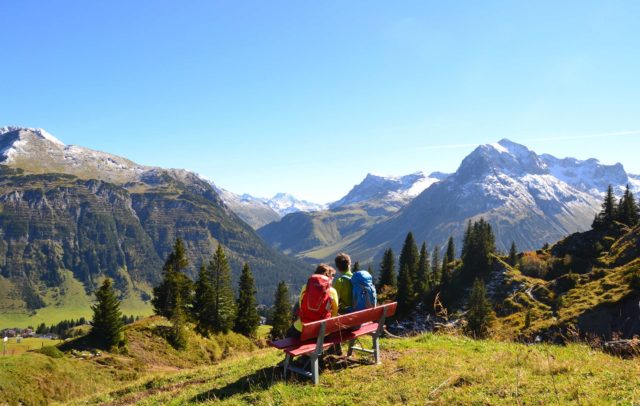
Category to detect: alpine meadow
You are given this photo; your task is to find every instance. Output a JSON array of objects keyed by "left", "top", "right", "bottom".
[{"left": 2, "top": 2, "right": 640, "bottom": 405}]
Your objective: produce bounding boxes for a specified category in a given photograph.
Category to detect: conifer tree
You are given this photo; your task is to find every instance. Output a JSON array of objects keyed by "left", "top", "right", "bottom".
[
  {"left": 152, "top": 238, "right": 193, "bottom": 319},
  {"left": 399, "top": 232, "right": 420, "bottom": 286},
  {"left": 397, "top": 265, "right": 415, "bottom": 315},
  {"left": 416, "top": 242, "right": 430, "bottom": 297},
  {"left": 234, "top": 263, "right": 260, "bottom": 338},
  {"left": 441, "top": 237, "right": 455, "bottom": 286},
  {"left": 464, "top": 278, "right": 495, "bottom": 339},
  {"left": 210, "top": 244, "right": 237, "bottom": 333},
  {"left": 193, "top": 264, "right": 215, "bottom": 335},
  {"left": 508, "top": 241, "right": 518, "bottom": 267},
  {"left": 616, "top": 185, "right": 639, "bottom": 227},
  {"left": 377, "top": 248, "right": 397, "bottom": 289},
  {"left": 461, "top": 218, "right": 496, "bottom": 280},
  {"left": 593, "top": 185, "right": 617, "bottom": 229},
  {"left": 90, "top": 278, "right": 124, "bottom": 349},
  {"left": 169, "top": 294, "right": 188, "bottom": 350},
  {"left": 431, "top": 245, "right": 441, "bottom": 286},
  {"left": 352, "top": 261, "right": 361, "bottom": 272},
  {"left": 270, "top": 281, "right": 291, "bottom": 340}
]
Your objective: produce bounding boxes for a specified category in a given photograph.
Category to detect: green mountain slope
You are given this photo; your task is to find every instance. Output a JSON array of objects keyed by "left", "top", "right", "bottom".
[{"left": 0, "top": 128, "right": 308, "bottom": 327}]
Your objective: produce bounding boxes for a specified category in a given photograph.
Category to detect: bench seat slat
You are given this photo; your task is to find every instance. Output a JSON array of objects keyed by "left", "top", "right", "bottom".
[{"left": 285, "top": 322, "right": 379, "bottom": 357}]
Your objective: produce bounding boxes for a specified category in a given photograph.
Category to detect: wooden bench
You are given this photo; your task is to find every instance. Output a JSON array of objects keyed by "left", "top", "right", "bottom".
[{"left": 269, "top": 302, "right": 397, "bottom": 384}]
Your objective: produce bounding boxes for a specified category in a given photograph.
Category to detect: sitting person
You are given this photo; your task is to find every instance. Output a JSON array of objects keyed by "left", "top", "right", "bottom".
[
  {"left": 333, "top": 253, "right": 353, "bottom": 314},
  {"left": 286, "top": 264, "right": 339, "bottom": 339}
]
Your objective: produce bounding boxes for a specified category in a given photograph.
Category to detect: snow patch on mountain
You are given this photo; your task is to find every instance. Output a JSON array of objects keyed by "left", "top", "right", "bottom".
[
  {"left": 330, "top": 171, "right": 445, "bottom": 209},
  {"left": 266, "top": 193, "right": 326, "bottom": 216}
]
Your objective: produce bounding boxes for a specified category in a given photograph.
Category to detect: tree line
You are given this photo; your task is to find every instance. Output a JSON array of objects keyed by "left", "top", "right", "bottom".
[
  {"left": 88, "top": 238, "right": 260, "bottom": 350},
  {"left": 592, "top": 184, "right": 639, "bottom": 230}
]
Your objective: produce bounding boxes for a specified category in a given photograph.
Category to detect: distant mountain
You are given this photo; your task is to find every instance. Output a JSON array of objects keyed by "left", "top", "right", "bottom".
[
  {"left": 343, "top": 139, "right": 639, "bottom": 264},
  {"left": 329, "top": 171, "right": 446, "bottom": 209},
  {"left": 0, "top": 127, "right": 307, "bottom": 320},
  {"left": 265, "top": 193, "right": 326, "bottom": 216},
  {"left": 211, "top": 185, "right": 281, "bottom": 229},
  {"left": 258, "top": 171, "right": 448, "bottom": 262}
]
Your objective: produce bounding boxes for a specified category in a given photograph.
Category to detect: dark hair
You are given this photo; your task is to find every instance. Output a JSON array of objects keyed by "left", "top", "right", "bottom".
[
  {"left": 334, "top": 253, "right": 351, "bottom": 272},
  {"left": 315, "top": 264, "right": 336, "bottom": 277}
]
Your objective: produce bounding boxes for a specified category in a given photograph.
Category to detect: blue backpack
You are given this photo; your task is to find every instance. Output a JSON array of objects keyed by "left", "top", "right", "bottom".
[{"left": 351, "top": 270, "right": 377, "bottom": 312}]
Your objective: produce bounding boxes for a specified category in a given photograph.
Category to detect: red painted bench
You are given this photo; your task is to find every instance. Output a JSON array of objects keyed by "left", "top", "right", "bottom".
[{"left": 269, "top": 302, "right": 397, "bottom": 384}]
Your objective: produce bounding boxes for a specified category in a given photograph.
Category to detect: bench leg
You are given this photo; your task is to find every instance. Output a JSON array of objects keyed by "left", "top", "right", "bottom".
[
  {"left": 282, "top": 354, "right": 291, "bottom": 379},
  {"left": 310, "top": 355, "right": 320, "bottom": 385},
  {"left": 347, "top": 339, "right": 355, "bottom": 357},
  {"left": 373, "top": 335, "right": 381, "bottom": 365}
]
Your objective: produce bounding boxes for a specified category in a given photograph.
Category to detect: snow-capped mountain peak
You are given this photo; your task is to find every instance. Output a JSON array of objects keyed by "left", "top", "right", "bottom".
[
  {"left": 330, "top": 171, "right": 446, "bottom": 209},
  {"left": 267, "top": 193, "right": 326, "bottom": 216}
]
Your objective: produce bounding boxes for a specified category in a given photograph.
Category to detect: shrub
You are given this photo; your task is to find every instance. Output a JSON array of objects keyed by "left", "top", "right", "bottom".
[
  {"left": 37, "top": 346, "right": 64, "bottom": 358},
  {"left": 520, "top": 253, "right": 549, "bottom": 279}
]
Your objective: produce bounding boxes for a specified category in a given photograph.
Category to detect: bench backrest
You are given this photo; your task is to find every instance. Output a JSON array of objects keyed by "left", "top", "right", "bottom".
[{"left": 299, "top": 302, "right": 397, "bottom": 341}]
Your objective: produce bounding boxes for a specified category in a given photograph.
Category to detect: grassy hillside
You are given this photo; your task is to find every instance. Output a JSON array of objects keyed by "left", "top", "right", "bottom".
[
  {"left": 64, "top": 333, "right": 640, "bottom": 405},
  {"left": 493, "top": 224, "right": 640, "bottom": 340}
]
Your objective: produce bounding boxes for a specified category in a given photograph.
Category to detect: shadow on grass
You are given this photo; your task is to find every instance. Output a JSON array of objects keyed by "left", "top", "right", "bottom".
[{"left": 190, "top": 355, "right": 373, "bottom": 402}]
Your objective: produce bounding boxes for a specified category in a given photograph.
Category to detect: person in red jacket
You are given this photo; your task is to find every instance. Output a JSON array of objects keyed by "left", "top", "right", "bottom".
[{"left": 286, "top": 264, "right": 339, "bottom": 339}]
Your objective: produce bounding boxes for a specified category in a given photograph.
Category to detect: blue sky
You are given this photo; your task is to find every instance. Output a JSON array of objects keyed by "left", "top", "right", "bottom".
[{"left": 2, "top": 1, "right": 640, "bottom": 203}]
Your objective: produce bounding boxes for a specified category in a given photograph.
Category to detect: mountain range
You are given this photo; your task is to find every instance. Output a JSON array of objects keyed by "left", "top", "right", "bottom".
[
  {"left": 0, "top": 126, "right": 308, "bottom": 324},
  {"left": 258, "top": 139, "right": 640, "bottom": 265}
]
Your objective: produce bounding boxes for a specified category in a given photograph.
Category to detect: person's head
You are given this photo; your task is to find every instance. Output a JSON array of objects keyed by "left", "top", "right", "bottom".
[
  {"left": 334, "top": 253, "right": 351, "bottom": 273},
  {"left": 315, "top": 264, "right": 336, "bottom": 278}
]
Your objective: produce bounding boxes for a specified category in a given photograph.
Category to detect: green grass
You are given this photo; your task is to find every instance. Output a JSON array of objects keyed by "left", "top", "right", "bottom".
[
  {"left": 2, "top": 337, "right": 63, "bottom": 356},
  {"left": 0, "top": 270, "right": 153, "bottom": 329},
  {"left": 65, "top": 333, "right": 640, "bottom": 405}
]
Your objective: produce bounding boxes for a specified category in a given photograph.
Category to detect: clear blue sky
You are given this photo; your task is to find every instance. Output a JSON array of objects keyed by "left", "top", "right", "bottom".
[{"left": 2, "top": 1, "right": 639, "bottom": 203}]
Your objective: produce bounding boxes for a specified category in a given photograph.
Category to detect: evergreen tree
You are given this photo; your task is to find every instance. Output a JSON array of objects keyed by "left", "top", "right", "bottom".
[
  {"left": 616, "top": 185, "right": 639, "bottom": 227},
  {"left": 441, "top": 237, "right": 455, "bottom": 286},
  {"left": 234, "top": 263, "right": 260, "bottom": 338},
  {"left": 399, "top": 232, "right": 420, "bottom": 286},
  {"left": 209, "top": 244, "right": 237, "bottom": 333},
  {"left": 396, "top": 265, "right": 415, "bottom": 315},
  {"left": 416, "top": 242, "right": 430, "bottom": 297},
  {"left": 593, "top": 185, "right": 617, "bottom": 229},
  {"left": 460, "top": 218, "right": 496, "bottom": 280},
  {"left": 90, "top": 278, "right": 124, "bottom": 349},
  {"left": 169, "top": 294, "right": 188, "bottom": 350},
  {"left": 270, "top": 281, "right": 291, "bottom": 340},
  {"left": 508, "top": 241, "right": 518, "bottom": 267},
  {"left": 193, "top": 264, "right": 215, "bottom": 335},
  {"left": 464, "top": 278, "right": 495, "bottom": 339},
  {"left": 431, "top": 246, "right": 441, "bottom": 286},
  {"left": 377, "top": 248, "right": 397, "bottom": 289},
  {"left": 152, "top": 238, "right": 193, "bottom": 319},
  {"left": 352, "top": 261, "right": 361, "bottom": 272}
]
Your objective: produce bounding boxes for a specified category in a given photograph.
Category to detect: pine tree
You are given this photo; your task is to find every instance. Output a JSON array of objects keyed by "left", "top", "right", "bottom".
[
  {"left": 352, "top": 262, "right": 361, "bottom": 272},
  {"left": 152, "top": 238, "right": 193, "bottom": 319},
  {"left": 431, "top": 246, "right": 441, "bottom": 286},
  {"left": 617, "top": 185, "right": 639, "bottom": 227},
  {"left": 90, "top": 278, "right": 124, "bottom": 349},
  {"left": 270, "top": 281, "right": 291, "bottom": 340},
  {"left": 377, "top": 248, "right": 397, "bottom": 289},
  {"left": 593, "top": 185, "right": 617, "bottom": 229},
  {"left": 234, "top": 263, "right": 260, "bottom": 338},
  {"left": 210, "top": 244, "right": 237, "bottom": 333},
  {"left": 416, "top": 242, "right": 430, "bottom": 297},
  {"left": 461, "top": 218, "right": 496, "bottom": 281},
  {"left": 397, "top": 264, "right": 415, "bottom": 315},
  {"left": 399, "top": 232, "right": 420, "bottom": 286},
  {"left": 193, "top": 264, "right": 215, "bottom": 335},
  {"left": 464, "top": 278, "right": 495, "bottom": 339},
  {"left": 508, "top": 241, "right": 518, "bottom": 267},
  {"left": 441, "top": 237, "right": 455, "bottom": 286},
  {"left": 169, "top": 294, "right": 188, "bottom": 350}
]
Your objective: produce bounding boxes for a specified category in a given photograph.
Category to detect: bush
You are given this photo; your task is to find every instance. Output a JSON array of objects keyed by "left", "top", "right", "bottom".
[
  {"left": 37, "top": 346, "right": 64, "bottom": 358},
  {"left": 520, "top": 253, "right": 549, "bottom": 279},
  {"left": 629, "top": 271, "right": 640, "bottom": 290}
]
